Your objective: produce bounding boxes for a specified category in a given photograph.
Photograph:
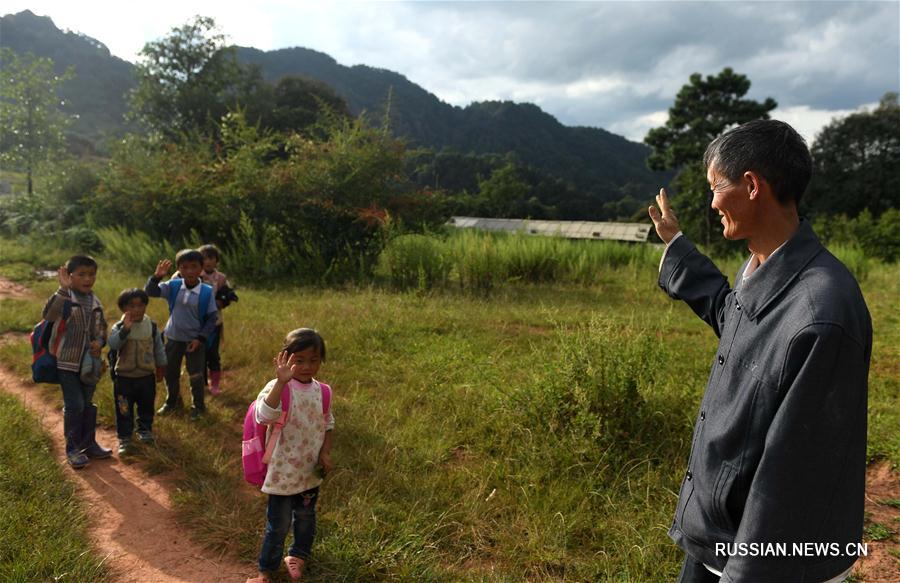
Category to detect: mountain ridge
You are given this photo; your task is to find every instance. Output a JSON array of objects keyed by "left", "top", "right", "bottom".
[{"left": 1, "top": 9, "right": 667, "bottom": 205}]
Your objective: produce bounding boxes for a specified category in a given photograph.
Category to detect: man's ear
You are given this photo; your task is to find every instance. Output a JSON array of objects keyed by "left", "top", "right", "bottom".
[{"left": 743, "top": 171, "right": 765, "bottom": 200}]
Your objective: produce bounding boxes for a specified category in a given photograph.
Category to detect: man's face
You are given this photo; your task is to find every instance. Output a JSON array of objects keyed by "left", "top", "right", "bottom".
[{"left": 708, "top": 166, "right": 754, "bottom": 241}]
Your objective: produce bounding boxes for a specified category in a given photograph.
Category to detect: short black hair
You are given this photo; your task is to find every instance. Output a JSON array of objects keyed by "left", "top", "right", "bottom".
[
  {"left": 175, "top": 248, "right": 204, "bottom": 267},
  {"left": 282, "top": 328, "right": 326, "bottom": 360},
  {"left": 199, "top": 244, "right": 221, "bottom": 261},
  {"left": 66, "top": 255, "right": 98, "bottom": 273},
  {"left": 703, "top": 119, "right": 813, "bottom": 206},
  {"left": 117, "top": 288, "right": 149, "bottom": 310}
]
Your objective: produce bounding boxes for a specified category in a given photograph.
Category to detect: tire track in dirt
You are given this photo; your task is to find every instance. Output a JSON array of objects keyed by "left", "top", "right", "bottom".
[{"left": 0, "top": 362, "right": 251, "bottom": 582}]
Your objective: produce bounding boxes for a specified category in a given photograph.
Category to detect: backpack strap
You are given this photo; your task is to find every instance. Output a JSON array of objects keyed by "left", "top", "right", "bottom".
[
  {"left": 166, "top": 279, "right": 182, "bottom": 314},
  {"left": 319, "top": 381, "right": 332, "bottom": 417},
  {"left": 261, "top": 383, "right": 293, "bottom": 464},
  {"left": 198, "top": 283, "right": 213, "bottom": 327}
]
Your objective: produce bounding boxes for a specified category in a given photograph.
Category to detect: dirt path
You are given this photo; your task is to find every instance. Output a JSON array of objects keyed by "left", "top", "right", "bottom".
[
  {"left": 855, "top": 460, "right": 900, "bottom": 582},
  {"left": 0, "top": 365, "right": 251, "bottom": 582}
]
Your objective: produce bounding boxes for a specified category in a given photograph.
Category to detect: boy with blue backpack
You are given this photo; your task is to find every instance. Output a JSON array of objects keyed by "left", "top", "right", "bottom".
[
  {"left": 145, "top": 249, "right": 217, "bottom": 420},
  {"left": 39, "top": 255, "right": 111, "bottom": 468}
]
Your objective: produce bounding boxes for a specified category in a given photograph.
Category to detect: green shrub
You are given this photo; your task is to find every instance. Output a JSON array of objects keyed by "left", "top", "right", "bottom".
[{"left": 514, "top": 317, "right": 666, "bottom": 443}]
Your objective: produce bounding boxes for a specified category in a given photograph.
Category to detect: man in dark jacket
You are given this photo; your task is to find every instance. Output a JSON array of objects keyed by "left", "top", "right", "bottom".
[{"left": 648, "top": 120, "right": 872, "bottom": 582}]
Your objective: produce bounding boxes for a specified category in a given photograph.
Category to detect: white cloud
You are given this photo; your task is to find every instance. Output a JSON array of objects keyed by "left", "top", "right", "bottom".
[{"left": 771, "top": 103, "right": 878, "bottom": 145}]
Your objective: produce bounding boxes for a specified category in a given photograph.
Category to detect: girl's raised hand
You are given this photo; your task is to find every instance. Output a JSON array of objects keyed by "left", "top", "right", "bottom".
[
  {"left": 57, "top": 266, "right": 71, "bottom": 291},
  {"left": 153, "top": 259, "right": 172, "bottom": 279},
  {"left": 274, "top": 350, "right": 296, "bottom": 384}
]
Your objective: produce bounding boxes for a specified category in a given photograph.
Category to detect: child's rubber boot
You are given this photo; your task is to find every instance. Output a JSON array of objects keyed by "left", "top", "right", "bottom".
[
  {"left": 284, "top": 556, "right": 304, "bottom": 582},
  {"left": 63, "top": 408, "right": 89, "bottom": 469},
  {"left": 209, "top": 370, "right": 222, "bottom": 396},
  {"left": 81, "top": 404, "right": 112, "bottom": 459}
]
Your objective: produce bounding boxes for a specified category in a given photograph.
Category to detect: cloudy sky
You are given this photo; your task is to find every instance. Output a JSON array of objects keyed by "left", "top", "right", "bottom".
[{"left": 6, "top": 1, "right": 899, "bottom": 142}]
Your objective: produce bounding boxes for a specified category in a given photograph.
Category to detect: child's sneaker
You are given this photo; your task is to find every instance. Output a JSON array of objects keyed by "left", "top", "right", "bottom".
[
  {"left": 67, "top": 451, "right": 90, "bottom": 469},
  {"left": 117, "top": 439, "right": 134, "bottom": 456},
  {"left": 136, "top": 430, "right": 155, "bottom": 443}
]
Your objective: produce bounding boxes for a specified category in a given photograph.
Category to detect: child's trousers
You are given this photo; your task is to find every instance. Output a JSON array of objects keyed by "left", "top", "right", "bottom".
[
  {"left": 114, "top": 375, "right": 156, "bottom": 438},
  {"left": 258, "top": 487, "right": 319, "bottom": 573},
  {"left": 206, "top": 324, "right": 223, "bottom": 372},
  {"left": 163, "top": 339, "right": 206, "bottom": 411}
]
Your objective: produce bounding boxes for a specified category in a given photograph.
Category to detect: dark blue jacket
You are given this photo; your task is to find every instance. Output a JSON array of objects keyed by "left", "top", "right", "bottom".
[{"left": 660, "top": 221, "right": 871, "bottom": 582}]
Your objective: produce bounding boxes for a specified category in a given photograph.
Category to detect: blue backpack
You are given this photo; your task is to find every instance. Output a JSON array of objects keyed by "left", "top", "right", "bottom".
[
  {"left": 31, "top": 318, "right": 65, "bottom": 384},
  {"left": 165, "top": 278, "right": 214, "bottom": 345}
]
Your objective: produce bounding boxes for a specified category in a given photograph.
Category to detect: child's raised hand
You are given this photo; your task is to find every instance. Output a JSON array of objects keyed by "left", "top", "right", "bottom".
[
  {"left": 274, "top": 350, "right": 296, "bottom": 383},
  {"left": 57, "top": 266, "right": 71, "bottom": 291},
  {"left": 122, "top": 311, "right": 134, "bottom": 330},
  {"left": 153, "top": 259, "right": 172, "bottom": 279}
]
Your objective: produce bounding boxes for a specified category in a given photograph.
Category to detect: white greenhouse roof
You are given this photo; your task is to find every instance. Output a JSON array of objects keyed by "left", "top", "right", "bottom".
[{"left": 447, "top": 216, "right": 651, "bottom": 242}]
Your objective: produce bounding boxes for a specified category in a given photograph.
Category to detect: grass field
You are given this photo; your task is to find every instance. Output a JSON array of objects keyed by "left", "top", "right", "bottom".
[
  {"left": 0, "top": 390, "right": 110, "bottom": 581},
  {"left": 0, "top": 235, "right": 896, "bottom": 581}
]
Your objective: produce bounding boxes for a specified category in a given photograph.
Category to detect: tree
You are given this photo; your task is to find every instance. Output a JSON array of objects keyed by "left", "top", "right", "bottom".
[
  {"left": 805, "top": 92, "right": 900, "bottom": 218},
  {"left": 251, "top": 76, "right": 351, "bottom": 136},
  {"left": 0, "top": 48, "right": 73, "bottom": 194},
  {"left": 645, "top": 68, "right": 776, "bottom": 249},
  {"left": 129, "top": 16, "right": 251, "bottom": 140}
]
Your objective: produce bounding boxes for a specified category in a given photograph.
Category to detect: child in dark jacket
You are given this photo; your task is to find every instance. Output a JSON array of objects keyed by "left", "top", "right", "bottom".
[
  {"left": 145, "top": 249, "right": 217, "bottom": 420},
  {"left": 198, "top": 243, "right": 237, "bottom": 396},
  {"left": 108, "top": 288, "right": 166, "bottom": 455},
  {"left": 41, "top": 255, "right": 111, "bottom": 468}
]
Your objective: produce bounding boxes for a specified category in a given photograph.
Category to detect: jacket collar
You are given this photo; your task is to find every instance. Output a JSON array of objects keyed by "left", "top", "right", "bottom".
[{"left": 734, "top": 219, "right": 824, "bottom": 320}]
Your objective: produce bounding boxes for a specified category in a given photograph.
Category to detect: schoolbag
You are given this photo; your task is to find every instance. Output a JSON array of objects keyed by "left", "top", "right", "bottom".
[
  {"left": 107, "top": 321, "right": 159, "bottom": 382},
  {"left": 165, "top": 278, "right": 214, "bottom": 326},
  {"left": 31, "top": 318, "right": 66, "bottom": 384},
  {"left": 241, "top": 379, "right": 332, "bottom": 488}
]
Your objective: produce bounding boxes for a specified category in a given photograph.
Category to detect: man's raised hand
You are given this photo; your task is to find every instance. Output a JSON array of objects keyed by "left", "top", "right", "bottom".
[
  {"left": 153, "top": 259, "right": 172, "bottom": 279},
  {"left": 648, "top": 188, "right": 681, "bottom": 244}
]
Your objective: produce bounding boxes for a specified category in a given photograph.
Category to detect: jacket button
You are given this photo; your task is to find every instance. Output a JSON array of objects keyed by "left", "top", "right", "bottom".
[
  {"left": 718, "top": 354, "right": 725, "bottom": 365},
  {"left": 686, "top": 471, "right": 693, "bottom": 481},
  {"left": 700, "top": 411, "right": 706, "bottom": 421}
]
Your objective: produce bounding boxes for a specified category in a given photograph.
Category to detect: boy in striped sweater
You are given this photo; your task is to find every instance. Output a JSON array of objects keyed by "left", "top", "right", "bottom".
[{"left": 42, "top": 255, "right": 111, "bottom": 468}]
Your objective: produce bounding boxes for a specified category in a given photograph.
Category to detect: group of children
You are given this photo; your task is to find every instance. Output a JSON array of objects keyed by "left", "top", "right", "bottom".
[{"left": 42, "top": 247, "right": 331, "bottom": 582}]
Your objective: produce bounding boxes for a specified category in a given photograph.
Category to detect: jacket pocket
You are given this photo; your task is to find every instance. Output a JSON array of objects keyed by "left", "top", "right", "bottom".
[{"left": 712, "top": 462, "right": 738, "bottom": 531}]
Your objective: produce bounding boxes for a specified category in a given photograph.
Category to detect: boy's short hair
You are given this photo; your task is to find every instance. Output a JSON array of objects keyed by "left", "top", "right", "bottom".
[
  {"left": 282, "top": 328, "right": 326, "bottom": 360},
  {"left": 175, "top": 248, "right": 204, "bottom": 267},
  {"left": 66, "top": 255, "right": 98, "bottom": 273},
  {"left": 199, "top": 244, "right": 221, "bottom": 261},
  {"left": 117, "top": 288, "right": 150, "bottom": 310}
]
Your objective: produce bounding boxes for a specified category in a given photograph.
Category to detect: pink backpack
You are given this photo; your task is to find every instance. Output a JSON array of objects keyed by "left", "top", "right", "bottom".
[{"left": 241, "top": 380, "right": 332, "bottom": 488}]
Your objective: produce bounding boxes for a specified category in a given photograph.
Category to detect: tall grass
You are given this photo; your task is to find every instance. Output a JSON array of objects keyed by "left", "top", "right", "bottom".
[
  {"left": 380, "top": 230, "right": 664, "bottom": 291},
  {"left": 828, "top": 243, "right": 871, "bottom": 283},
  {"left": 96, "top": 227, "right": 179, "bottom": 275}
]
